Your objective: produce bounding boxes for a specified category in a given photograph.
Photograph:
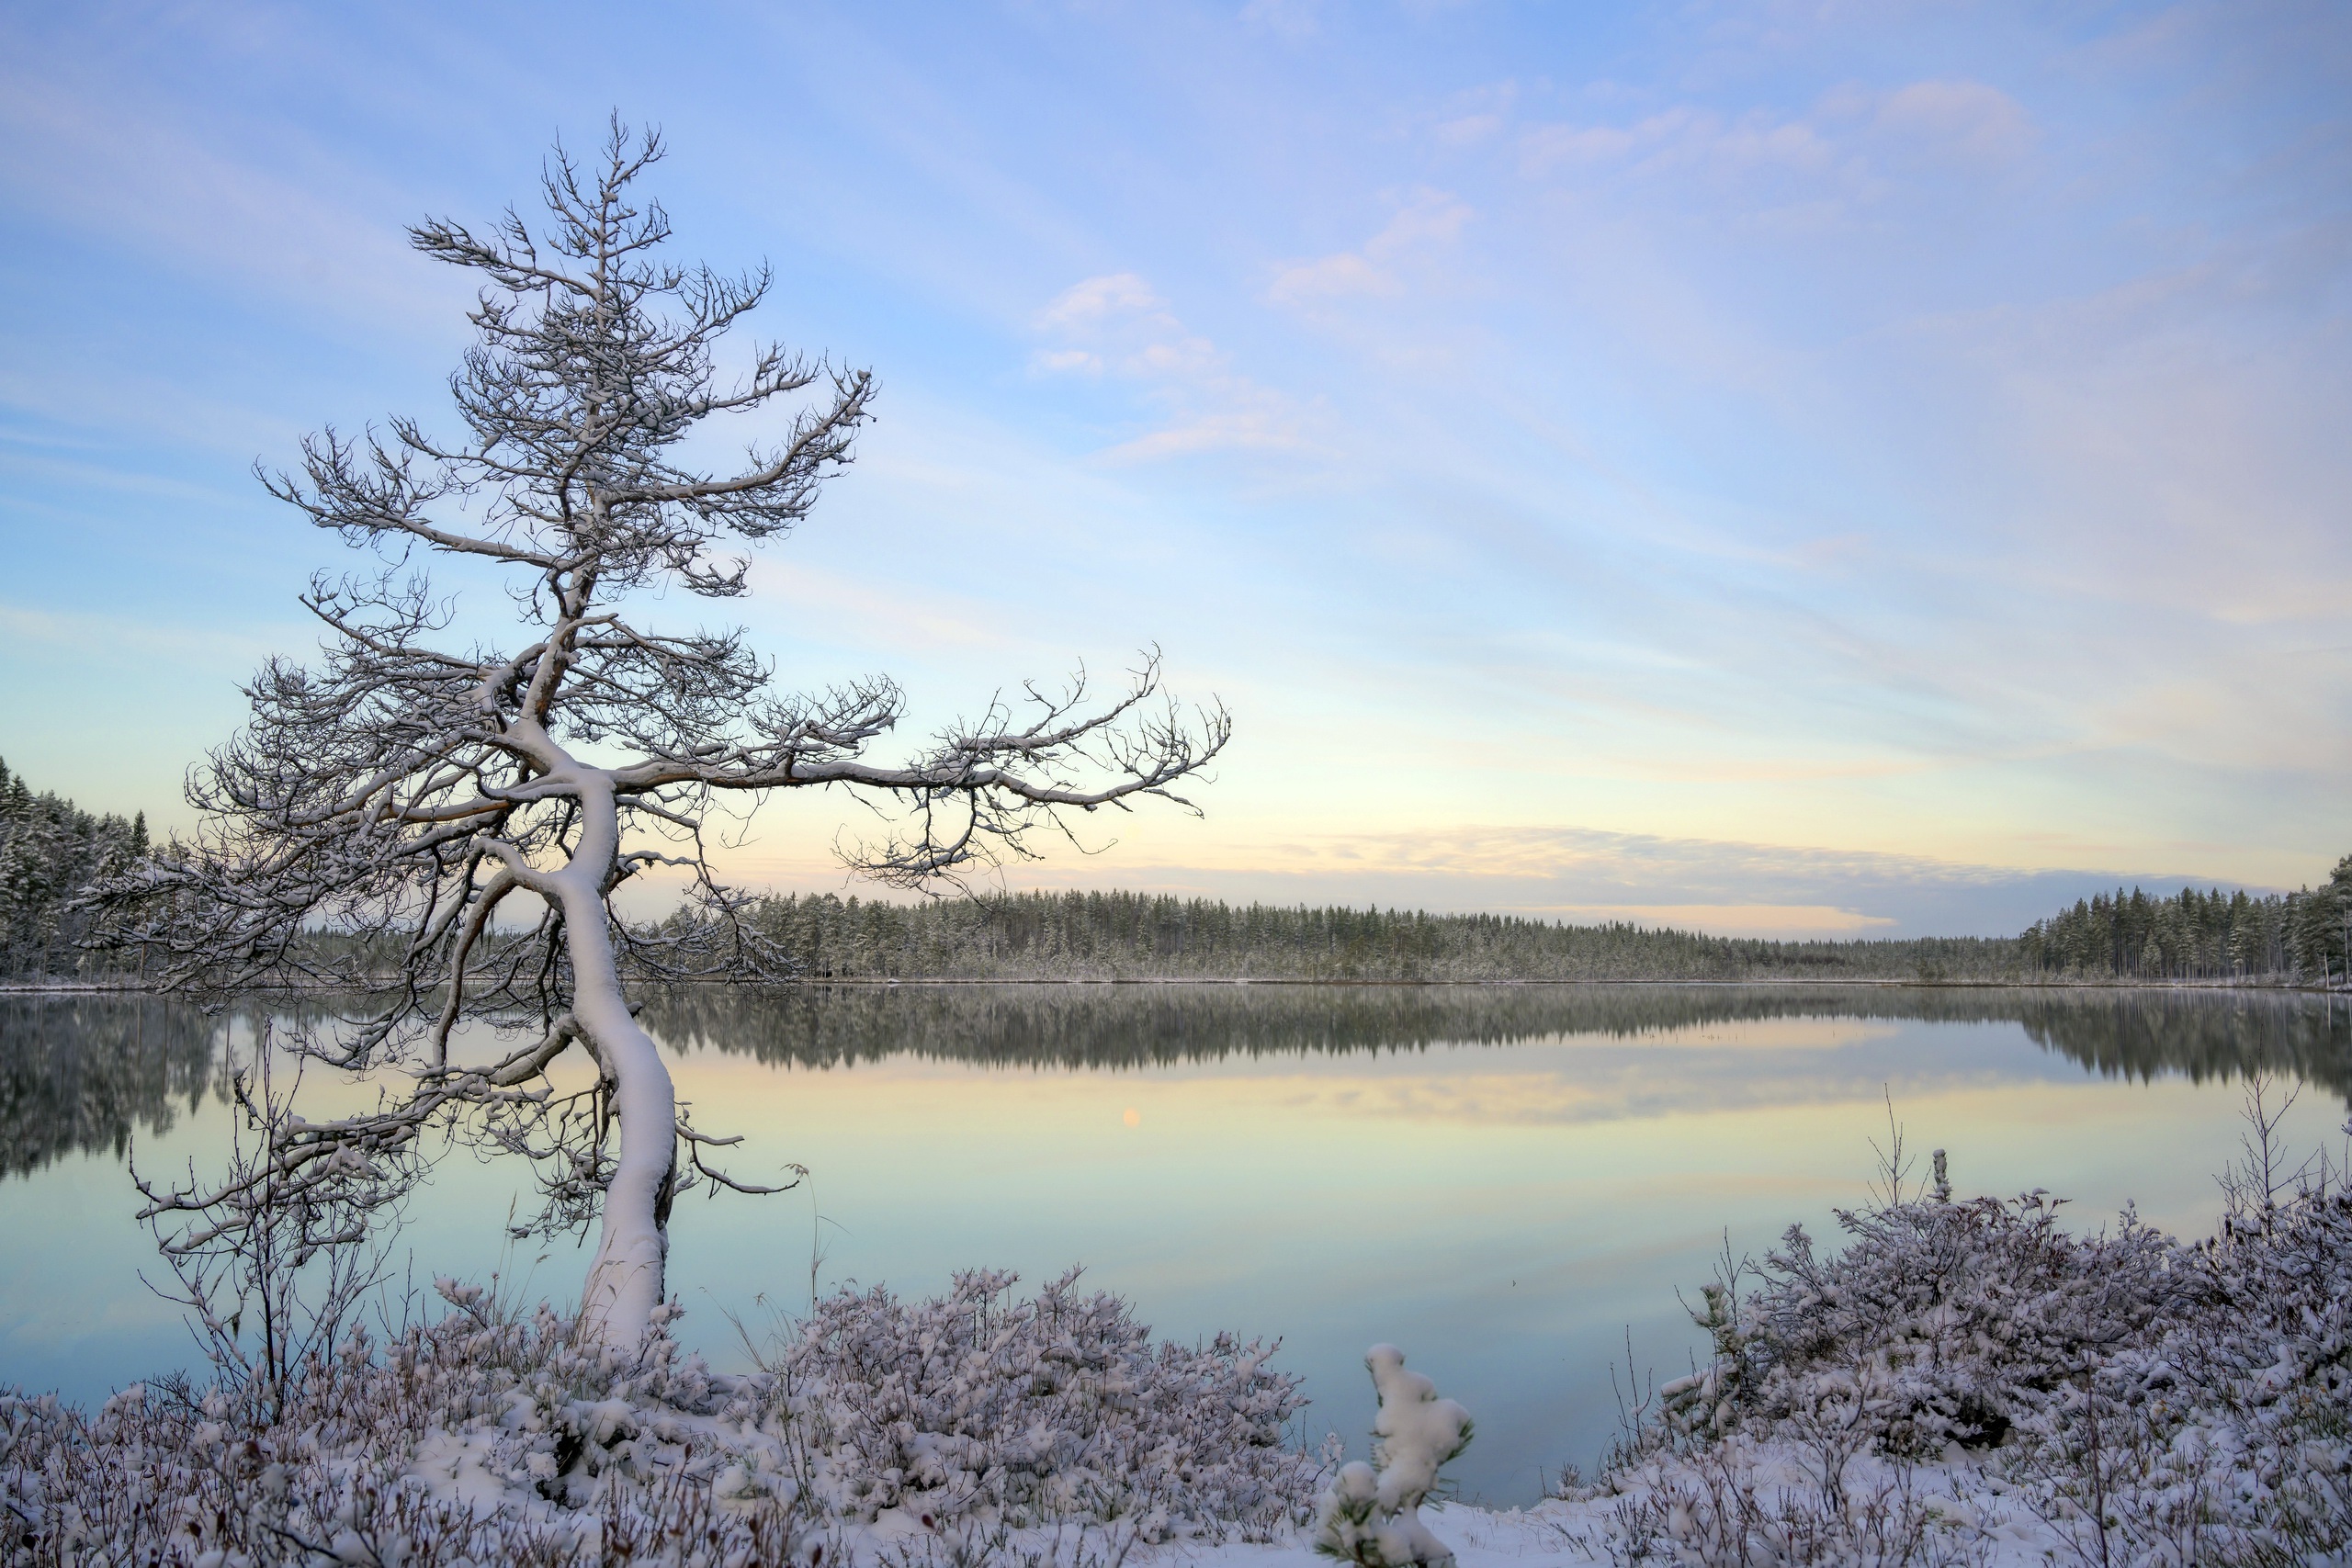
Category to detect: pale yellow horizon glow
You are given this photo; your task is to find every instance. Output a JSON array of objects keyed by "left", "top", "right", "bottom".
[{"left": 646, "top": 784, "right": 2275, "bottom": 940}]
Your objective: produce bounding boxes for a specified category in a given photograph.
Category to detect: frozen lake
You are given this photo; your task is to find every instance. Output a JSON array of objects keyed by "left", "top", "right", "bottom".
[{"left": 3, "top": 983, "right": 2347, "bottom": 1504}]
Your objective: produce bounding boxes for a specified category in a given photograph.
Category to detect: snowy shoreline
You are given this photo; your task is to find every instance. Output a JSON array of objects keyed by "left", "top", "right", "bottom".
[{"left": 10, "top": 1149, "right": 2352, "bottom": 1566}]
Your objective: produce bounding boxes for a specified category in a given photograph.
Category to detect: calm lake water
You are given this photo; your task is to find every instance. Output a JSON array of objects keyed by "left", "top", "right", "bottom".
[{"left": 4, "top": 984, "right": 2348, "bottom": 1504}]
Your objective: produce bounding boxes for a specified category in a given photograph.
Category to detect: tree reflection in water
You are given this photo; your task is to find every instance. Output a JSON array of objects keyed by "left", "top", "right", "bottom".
[
  {"left": 0, "top": 996, "right": 219, "bottom": 1178},
  {"left": 639, "top": 984, "right": 2352, "bottom": 1096},
  {"left": 5, "top": 985, "right": 2347, "bottom": 1179}
]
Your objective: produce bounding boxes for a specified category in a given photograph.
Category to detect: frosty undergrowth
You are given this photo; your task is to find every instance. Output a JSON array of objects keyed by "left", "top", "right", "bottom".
[
  {"left": 1575, "top": 1136, "right": 2352, "bottom": 1565},
  {"left": 0, "top": 1269, "right": 1325, "bottom": 1567},
  {"left": 18, "top": 1106, "right": 2352, "bottom": 1568},
  {"left": 760, "top": 1267, "right": 1323, "bottom": 1538}
]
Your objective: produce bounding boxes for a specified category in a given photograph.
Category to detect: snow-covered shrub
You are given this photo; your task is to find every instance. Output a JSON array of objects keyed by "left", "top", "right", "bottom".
[
  {"left": 764, "top": 1268, "right": 1325, "bottom": 1541},
  {"left": 1315, "top": 1345, "right": 1472, "bottom": 1568},
  {"left": 0, "top": 1269, "right": 1323, "bottom": 1565},
  {"left": 1600, "top": 1134, "right": 2352, "bottom": 1565},
  {"left": 1661, "top": 1187, "right": 2179, "bottom": 1459},
  {"left": 0, "top": 1303, "right": 807, "bottom": 1567},
  {"left": 1994, "top": 1167, "right": 2352, "bottom": 1563}
]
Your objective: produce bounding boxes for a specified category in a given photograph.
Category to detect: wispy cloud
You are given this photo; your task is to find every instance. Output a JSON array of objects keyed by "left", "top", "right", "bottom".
[
  {"left": 1519, "top": 107, "right": 1838, "bottom": 180},
  {"left": 1266, "top": 188, "right": 1473, "bottom": 306},
  {"left": 1238, "top": 0, "right": 1325, "bottom": 39},
  {"left": 0, "top": 602, "right": 280, "bottom": 666},
  {"left": 1222, "top": 824, "right": 2132, "bottom": 898},
  {"left": 1030, "top": 273, "right": 1317, "bottom": 460},
  {"left": 1030, "top": 273, "right": 1217, "bottom": 376},
  {"left": 1866, "top": 80, "right": 2039, "bottom": 161},
  {"left": 1514, "top": 77, "right": 2034, "bottom": 201},
  {"left": 741, "top": 559, "right": 1022, "bottom": 655}
]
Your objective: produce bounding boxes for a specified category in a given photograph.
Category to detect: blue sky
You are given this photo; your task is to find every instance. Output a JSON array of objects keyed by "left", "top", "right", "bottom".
[{"left": 2, "top": 1, "right": 2346, "bottom": 936}]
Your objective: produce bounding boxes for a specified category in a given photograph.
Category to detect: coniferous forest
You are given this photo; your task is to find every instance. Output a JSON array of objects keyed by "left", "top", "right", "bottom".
[
  {"left": 6, "top": 754, "right": 2349, "bottom": 985},
  {"left": 728, "top": 888, "right": 2020, "bottom": 982},
  {"left": 2017, "top": 869, "right": 2352, "bottom": 983},
  {"left": 0, "top": 758, "right": 147, "bottom": 979},
  {"left": 730, "top": 875, "right": 2352, "bottom": 984}
]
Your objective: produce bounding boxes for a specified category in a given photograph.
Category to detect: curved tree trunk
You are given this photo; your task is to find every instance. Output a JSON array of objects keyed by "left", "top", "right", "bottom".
[{"left": 560, "top": 776, "right": 677, "bottom": 1343}]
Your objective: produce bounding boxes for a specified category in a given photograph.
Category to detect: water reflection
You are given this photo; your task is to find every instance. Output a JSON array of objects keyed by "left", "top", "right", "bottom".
[
  {"left": 5, "top": 985, "right": 2348, "bottom": 1179},
  {"left": 0, "top": 996, "right": 217, "bottom": 1178},
  {"left": 9, "top": 982, "right": 2351, "bottom": 1503},
  {"left": 2010, "top": 990, "right": 2352, "bottom": 1091},
  {"left": 640, "top": 984, "right": 2352, "bottom": 1095}
]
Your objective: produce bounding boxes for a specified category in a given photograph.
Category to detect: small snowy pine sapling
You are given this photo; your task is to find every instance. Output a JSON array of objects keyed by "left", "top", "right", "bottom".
[{"left": 1315, "top": 1345, "right": 1473, "bottom": 1568}]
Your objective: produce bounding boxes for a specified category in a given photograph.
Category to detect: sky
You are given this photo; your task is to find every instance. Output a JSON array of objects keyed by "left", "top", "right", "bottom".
[{"left": 1, "top": 0, "right": 2346, "bottom": 937}]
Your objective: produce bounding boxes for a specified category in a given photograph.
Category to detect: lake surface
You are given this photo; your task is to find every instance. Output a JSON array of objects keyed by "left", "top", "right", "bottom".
[{"left": 4, "top": 984, "right": 2348, "bottom": 1504}]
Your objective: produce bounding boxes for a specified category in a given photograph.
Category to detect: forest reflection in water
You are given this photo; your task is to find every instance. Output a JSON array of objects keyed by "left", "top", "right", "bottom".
[
  {"left": 7, "top": 984, "right": 2349, "bottom": 1181},
  {"left": 0, "top": 995, "right": 217, "bottom": 1179}
]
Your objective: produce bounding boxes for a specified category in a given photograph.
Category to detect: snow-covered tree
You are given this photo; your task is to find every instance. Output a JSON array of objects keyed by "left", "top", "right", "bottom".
[
  {"left": 0, "top": 757, "right": 148, "bottom": 977},
  {"left": 99, "top": 121, "right": 1227, "bottom": 1345}
]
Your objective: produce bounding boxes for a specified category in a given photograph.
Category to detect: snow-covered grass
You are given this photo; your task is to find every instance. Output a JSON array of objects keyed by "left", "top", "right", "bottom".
[{"left": 9, "top": 1100, "right": 2352, "bottom": 1566}]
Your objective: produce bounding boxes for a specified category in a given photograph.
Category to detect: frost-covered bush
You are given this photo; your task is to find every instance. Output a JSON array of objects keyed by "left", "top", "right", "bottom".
[
  {"left": 1597, "top": 1137, "right": 2352, "bottom": 1565},
  {"left": 1314, "top": 1345, "right": 1473, "bottom": 1568},
  {"left": 0, "top": 1296, "right": 802, "bottom": 1567},
  {"left": 767, "top": 1268, "right": 1323, "bottom": 1541},
  {"left": 2002, "top": 1174, "right": 2352, "bottom": 1563},
  {"left": 1662, "top": 1189, "right": 2179, "bottom": 1459},
  {"left": 0, "top": 1269, "right": 1324, "bottom": 1566}
]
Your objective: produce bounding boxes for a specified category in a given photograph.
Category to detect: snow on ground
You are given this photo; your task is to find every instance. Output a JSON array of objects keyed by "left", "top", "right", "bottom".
[{"left": 850, "top": 1462, "right": 2084, "bottom": 1568}]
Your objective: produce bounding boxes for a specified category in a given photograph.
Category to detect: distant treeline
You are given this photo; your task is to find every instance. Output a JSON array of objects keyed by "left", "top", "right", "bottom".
[
  {"left": 0, "top": 758, "right": 146, "bottom": 980},
  {"left": 737, "top": 863, "right": 2352, "bottom": 986},
  {"left": 734, "top": 889, "right": 2021, "bottom": 982},
  {"left": 6, "top": 750, "right": 2350, "bottom": 987},
  {"left": 2019, "top": 863, "right": 2352, "bottom": 983}
]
